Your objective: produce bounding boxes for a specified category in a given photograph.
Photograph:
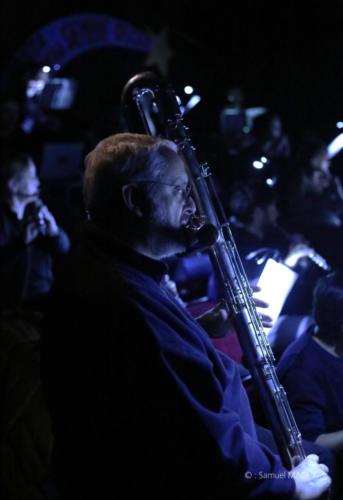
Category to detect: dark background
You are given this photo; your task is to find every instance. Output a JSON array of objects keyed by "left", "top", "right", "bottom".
[{"left": 1, "top": 1, "right": 342, "bottom": 143}]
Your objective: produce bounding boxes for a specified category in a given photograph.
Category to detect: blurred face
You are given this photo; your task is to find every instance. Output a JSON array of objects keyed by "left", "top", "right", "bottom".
[
  {"left": 255, "top": 201, "right": 279, "bottom": 231},
  {"left": 308, "top": 169, "right": 330, "bottom": 194},
  {"left": 269, "top": 117, "right": 282, "bottom": 140},
  {"left": 145, "top": 152, "right": 196, "bottom": 257},
  {"left": 306, "top": 152, "right": 330, "bottom": 194},
  {"left": 227, "top": 87, "right": 244, "bottom": 107},
  {"left": 0, "top": 100, "right": 20, "bottom": 133},
  {"left": 11, "top": 160, "right": 40, "bottom": 200},
  {"left": 265, "top": 201, "right": 279, "bottom": 226}
]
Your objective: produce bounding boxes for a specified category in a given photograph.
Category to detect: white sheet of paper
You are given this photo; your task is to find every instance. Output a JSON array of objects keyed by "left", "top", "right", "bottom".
[{"left": 255, "top": 258, "right": 298, "bottom": 334}]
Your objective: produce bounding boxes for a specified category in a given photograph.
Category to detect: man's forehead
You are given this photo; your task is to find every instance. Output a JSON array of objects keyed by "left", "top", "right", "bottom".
[
  {"left": 162, "top": 155, "right": 188, "bottom": 180},
  {"left": 17, "top": 162, "right": 36, "bottom": 177}
]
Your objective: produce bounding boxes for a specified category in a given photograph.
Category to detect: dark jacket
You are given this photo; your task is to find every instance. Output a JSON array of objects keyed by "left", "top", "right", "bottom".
[
  {"left": 0, "top": 203, "right": 70, "bottom": 310},
  {"left": 41, "top": 223, "right": 295, "bottom": 499},
  {"left": 278, "top": 328, "right": 343, "bottom": 441}
]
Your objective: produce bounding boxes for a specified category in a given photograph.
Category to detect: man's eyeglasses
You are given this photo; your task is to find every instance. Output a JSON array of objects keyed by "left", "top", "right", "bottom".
[{"left": 137, "top": 181, "right": 192, "bottom": 201}]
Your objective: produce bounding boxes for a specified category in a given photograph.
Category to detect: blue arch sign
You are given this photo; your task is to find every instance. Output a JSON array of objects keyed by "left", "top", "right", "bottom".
[{"left": 13, "top": 14, "right": 152, "bottom": 69}]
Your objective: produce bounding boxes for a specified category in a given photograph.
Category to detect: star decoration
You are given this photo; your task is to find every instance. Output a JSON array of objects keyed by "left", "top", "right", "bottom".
[{"left": 145, "top": 28, "right": 173, "bottom": 76}]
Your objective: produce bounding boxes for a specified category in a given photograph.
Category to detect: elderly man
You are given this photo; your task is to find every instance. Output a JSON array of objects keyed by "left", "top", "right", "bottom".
[{"left": 42, "top": 133, "right": 330, "bottom": 499}]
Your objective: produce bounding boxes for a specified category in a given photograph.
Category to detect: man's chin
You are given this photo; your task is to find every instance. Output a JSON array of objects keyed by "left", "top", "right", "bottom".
[
  {"left": 148, "top": 225, "right": 190, "bottom": 258},
  {"left": 160, "top": 237, "right": 189, "bottom": 259},
  {"left": 162, "top": 238, "right": 189, "bottom": 258}
]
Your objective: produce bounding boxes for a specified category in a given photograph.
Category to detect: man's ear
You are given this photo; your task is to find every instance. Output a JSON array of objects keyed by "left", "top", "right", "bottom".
[
  {"left": 7, "top": 178, "right": 18, "bottom": 194},
  {"left": 121, "top": 184, "right": 149, "bottom": 218}
]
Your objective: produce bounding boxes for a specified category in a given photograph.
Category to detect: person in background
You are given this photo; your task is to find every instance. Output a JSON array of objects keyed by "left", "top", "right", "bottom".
[
  {"left": 0, "top": 152, "right": 70, "bottom": 311},
  {"left": 278, "top": 271, "right": 343, "bottom": 451},
  {"left": 0, "top": 152, "right": 68, "bottom": 498},
  {"left": 278, "top": 270, "right": 343, "bottom": 498},
  {"left": 282, "top": 135, "right": 343, "bottom": 269},
  {"left": 285, "top": 136, "right": 343, "bottom": 228}
]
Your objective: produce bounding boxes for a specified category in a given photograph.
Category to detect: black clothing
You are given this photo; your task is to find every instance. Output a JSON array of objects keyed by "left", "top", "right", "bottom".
[
  {"left": 42, "top": 222, "right": 295, "bottom": 499},
  {"left": 0, "top": 203, "right": 70, "bottom": 310}
]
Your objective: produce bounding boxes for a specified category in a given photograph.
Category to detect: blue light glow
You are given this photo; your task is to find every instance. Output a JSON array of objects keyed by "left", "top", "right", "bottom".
[
  {"left": 266, "top": 177, "right": 276, "bottom": 187},
  {"left": 252, "top": 160, "right": 264, "bottom": 169},
  {"left": 184, "top": 95, "right": 201, "bottom": 112},
  {"left": 327, "top": 133, "right": 343, "bottom": 158}
]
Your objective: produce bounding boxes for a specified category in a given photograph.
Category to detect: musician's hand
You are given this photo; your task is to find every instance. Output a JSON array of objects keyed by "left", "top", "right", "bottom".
[
  {"left": 251, "top": 285, "right": 273, "bottom": 329},
  {"left": 39, "top": 205, "right": 59, "bottom": 236},
  {"left": 293, "top": 454, "right": 331, "bottom": 499},
  {"left": 23, "top": 221, "right": 40, "bottom": 244},
  {"left": 284, "top": 244, "right": 315, "bottom": 268},
  {"left": 161, "top": 274, "right": 185, "bottom": 307},
  {"left": 290, "top": 233, "right": 309, "bottom": 246},
  {"left": 196, "top": 302, "right": 230, "bottom": 338}
]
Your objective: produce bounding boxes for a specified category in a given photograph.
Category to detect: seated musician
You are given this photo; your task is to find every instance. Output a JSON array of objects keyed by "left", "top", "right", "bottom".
[
  {"left": 278, "top": 271, "right": 343, "bottom": 454},
  {"left": 42, "top": 133, "right": 330, "bottom": 499}
]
